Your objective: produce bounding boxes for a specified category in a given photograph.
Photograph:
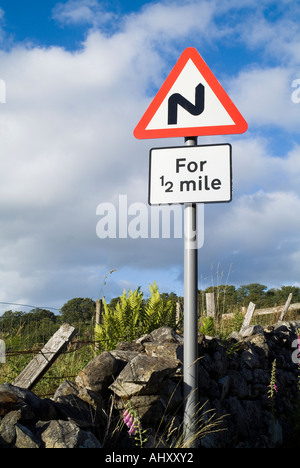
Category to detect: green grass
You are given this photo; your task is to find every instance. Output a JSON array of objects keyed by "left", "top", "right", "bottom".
[{"left": 0, "top": 321, "right": 95, "bottom": 397}]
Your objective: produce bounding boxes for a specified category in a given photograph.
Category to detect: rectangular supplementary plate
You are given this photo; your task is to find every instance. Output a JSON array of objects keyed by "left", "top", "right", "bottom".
[{"left": 149, "top": 143, "right": 232, "bottom": 205}]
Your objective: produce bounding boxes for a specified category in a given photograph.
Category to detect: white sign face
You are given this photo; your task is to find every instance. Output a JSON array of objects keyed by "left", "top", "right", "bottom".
[
  {"left": 149, "top": 144, "right": 232, "bottom": 205},
  {"left": 146, "top": 60, "right": 234, "bottom": 132}
]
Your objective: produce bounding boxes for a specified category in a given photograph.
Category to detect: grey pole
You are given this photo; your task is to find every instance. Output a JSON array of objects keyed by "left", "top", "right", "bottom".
[{"left": 183, "top": 136, "right": 199, "bottom": 447}]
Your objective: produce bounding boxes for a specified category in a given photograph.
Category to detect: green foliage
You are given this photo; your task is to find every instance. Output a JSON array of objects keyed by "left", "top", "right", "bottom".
[
  {"left": 0, "top": 308, "right": 56, "bottom": 329},
  {"left": 199, "top": 316, "right": 215, "bottom": 336},
  {"left": 236, "top": 283, "right": 268, "bottom": 307},
  {"left": 60, "top": 297, "right": 96, "bottom": 323},
  {"left": 228, "top": 309, "right": 244, "bottom": 332},
  {"left": 95, "top": 282, "right": 177, "bottom": 351},
  {"left": 0, "top": 309, "right": 60, "bottom": 351},
  {"left": 96, "top": 287, "right": 143, "bottom": 350},
  {"left": 141, "top": 283, "right": 176, "bottom": 333},
  {"left": 198, "top": 283, "right": 300, "bottom": 317}
]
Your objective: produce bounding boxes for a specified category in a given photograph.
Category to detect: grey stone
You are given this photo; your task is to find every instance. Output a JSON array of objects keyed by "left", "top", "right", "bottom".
[
  {"left": 0, "top": 384, "right": 56, "bottom": 421},
  {"left": 252, "top": 368, "right": 269, "bottom": 385},
  {"left": 227, "top": 369, "right": 249, "bottom": 399},
  {"left": 239, "top": 325, "right": 264, "bottom": 338},
  {"left": 40, "top": 420, "right": 101, "bottom": 448},
  {"left": 211, "top": 347, "right": 228, "bottom": 378},
  {"left": 1, "top": 324, "right": 300, "bottom": 448},
  {"left": 54, "top": 393, "right": 99, "bottom": 430},
  {"left": 267, "top": 417, "right": 283, "bottom": 447},
  {"left": 110, "top": 349, "right": 140, "bottom": 363},
  {"left": 149, "top": 326, "right": 183, "bottom": 343},
  {"left": 53, "top": 381, "right": 106, "bottom": 429},
  {"left": 241, "top": 400, "right": 263, "bottom": 430},
  {"left": 159, "top": 378, "right": 182, "bottom": 412},
  {"left": 144, "top": 341, "right": 183, "bottom": 362},
  {"left": 75, "top": 351, "right": 119, "bottom": 394},
  {"left": 241, "top": 349, "right": 260, "bottom": 369},
  {"left": 218, "top": 376, "right": 230, "bottom": 401},
  {"left": 198, "top": 364, "right": 211, "bottom": 394},
  {"left": 223, "top": 396, "right": 249, "bottom": 438},
  {"left": 121, "top": 395, "right": 166, "bottom": 426},
  {"left": 15, "top": 424, "right": 41, "bottom": 448},
  {"left": 109, "top": 354, "right": 178, "bottom": 397},
  {"left": 0, "top": 410, "right": 21, "bottom": 444},
  {"left": 53, "top": 379, "right": 79, "bottom": 400}
]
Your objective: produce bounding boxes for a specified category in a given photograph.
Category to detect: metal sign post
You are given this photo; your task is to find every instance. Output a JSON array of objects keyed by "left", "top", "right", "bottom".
[
  {"left": 183, "top": 137, "right": 199, "bottom": 447},
  {"left": 134, "top": 47, "right": 247, "bottom": 449}
]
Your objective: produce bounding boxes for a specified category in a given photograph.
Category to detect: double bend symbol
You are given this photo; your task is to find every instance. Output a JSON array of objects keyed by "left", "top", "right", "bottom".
[{"left": 168, "top": 83, "right": 205, "bottom": 125}]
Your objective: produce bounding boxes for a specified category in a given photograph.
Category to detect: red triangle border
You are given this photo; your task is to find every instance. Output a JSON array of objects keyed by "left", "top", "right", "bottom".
[{"left": 134, "top": 47, "right": 248, "bottom": 139}]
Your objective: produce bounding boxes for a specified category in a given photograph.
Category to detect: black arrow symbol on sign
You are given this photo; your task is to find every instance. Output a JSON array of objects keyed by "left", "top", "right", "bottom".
[{"left": 168, "top": 83, "right": 205, "bottom": 125}]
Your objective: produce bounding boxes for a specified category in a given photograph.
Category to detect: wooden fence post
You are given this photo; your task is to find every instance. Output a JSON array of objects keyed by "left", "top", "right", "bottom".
[
  {"left": 279, "top": 293, "right": 293, "bottom": 321},
  {"left": 95, "top": 299, "right": 102, "bottom": 326},
  {"left": 0, "top": 339, "right": 5, "bottom": 364},
  {"left": 212, "top": 302, "right": 300, "bottom": 323},
  {"left": 13, "top": 323, "right": 76, "bottom": 390},
  {"left": 240, "top": 302, "right": 256, "bottom": 334},
  {"left": 95, "top": 299, "right": 102, "bottom": 351},
  {"left": 176, "top": 301, "right": 182, "bottom": 326},
  {"left": 206, "top": 292, "right": 217, "bottom": 318}
]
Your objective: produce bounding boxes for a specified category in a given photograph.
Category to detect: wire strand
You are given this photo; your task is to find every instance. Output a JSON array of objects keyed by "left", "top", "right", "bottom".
[{"left": 0, "top": 301, "right": 60, "bottom": 311}]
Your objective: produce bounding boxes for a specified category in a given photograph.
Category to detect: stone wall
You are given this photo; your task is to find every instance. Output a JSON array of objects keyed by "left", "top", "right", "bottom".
[{"left": 1, "top": 321, "right": 300, "bottom": 448}]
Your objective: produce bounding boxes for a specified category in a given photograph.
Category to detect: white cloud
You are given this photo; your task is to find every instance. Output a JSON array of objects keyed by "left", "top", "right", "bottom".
[
  {"left": 228, "top": 66, "right": 300, "bottom": 131},
  {"left": 242, "top": 12, "right": 300, "bottom": 65},
  {"left": 230, "top": 136, "right": 294, "bottom": 195},
  {"left": 225, "top": 190, "right": 300, "bottom": 249},
  {"left": 52, "top": 0, "right": 116, "bottom": 28},
  {"left": 0, "top": 0, "right": 300, "bottom": 312},
  {"left": 124, "top": 1, "right": 214, "bottom": 41},
  {"left": 200, "top": 189, "right": 300, "bottom": 288}
]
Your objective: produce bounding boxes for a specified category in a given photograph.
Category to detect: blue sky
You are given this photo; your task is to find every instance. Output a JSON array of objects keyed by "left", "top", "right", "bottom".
[
  {"left": 0, "top": 1, "right": 152, "bottom": 49},
  {"left": 0, "top": 0, "right": 300, "bottom": 313}
]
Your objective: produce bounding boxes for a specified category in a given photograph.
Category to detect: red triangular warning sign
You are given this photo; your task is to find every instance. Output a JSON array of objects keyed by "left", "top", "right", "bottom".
[{"left": 134, "top": 47, "right": 248, "bottom": 139}]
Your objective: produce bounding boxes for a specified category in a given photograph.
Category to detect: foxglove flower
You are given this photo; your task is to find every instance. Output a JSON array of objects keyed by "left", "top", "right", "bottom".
[
  {"left": 267, "top": 359, "right": 278, "bottom": 400},
  {"left": 123, "top": 405, "right": 140, "bottom": 436}
]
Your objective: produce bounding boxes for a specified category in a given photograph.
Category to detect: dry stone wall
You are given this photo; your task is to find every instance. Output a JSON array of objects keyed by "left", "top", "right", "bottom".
[{"left": 1, "top": 322, "right": 300, "bottom": 448}]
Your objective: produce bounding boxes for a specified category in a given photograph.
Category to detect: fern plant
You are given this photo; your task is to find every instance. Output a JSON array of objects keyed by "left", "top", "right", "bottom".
[
  {"left": 94, "top": 283, "right": 177, "bottom": 351},
  {"left": 199, "top": 316, "right": 215, "bottom": 336},
  {"left": 141, "top": 282, "right": 176, "bottom": 334}
]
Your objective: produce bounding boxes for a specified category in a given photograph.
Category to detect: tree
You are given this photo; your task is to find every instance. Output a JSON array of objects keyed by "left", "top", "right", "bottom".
[
  {"left": 276, "top": 286, "right": 300, "bottom": 304},
  {"left": 262, "top": 288, "right": 277, "bottom": 307},
  {"left": 1, "top": 310, "right": 25, "bottom": 320},
  {"left": 198, "top": 285, "right": 237, "bottom": 315},
  {"left": 60, "top": 298, "right": 96, "bottom": 323},
  {"left": 236, "top": 283, "right": 268, "bottom": 307},
  {"left": 26, "top": 308, "right": 56, "bottom": 323}
]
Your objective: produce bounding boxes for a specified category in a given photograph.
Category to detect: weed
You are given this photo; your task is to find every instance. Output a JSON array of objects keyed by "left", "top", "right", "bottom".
[
  {"left": 199, "top": 316, "right": 215, "bottom": 336},
  {"left": 94, "top": 282, "right": 177, "bottom": 352}
]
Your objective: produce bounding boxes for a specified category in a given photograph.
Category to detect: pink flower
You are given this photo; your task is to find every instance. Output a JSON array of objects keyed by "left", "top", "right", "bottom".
[
  {"left": 124, "top": 413, "right": 133, "bottom": 427},
  {"left": 128, "top": 424, "right": 136, "bottom": 435},
  {"left": 123, "top": 403, "right": 141, "bottom": 437}
]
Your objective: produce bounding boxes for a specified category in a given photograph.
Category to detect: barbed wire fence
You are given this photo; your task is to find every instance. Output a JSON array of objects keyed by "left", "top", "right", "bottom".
[{"left": 0, "top": 301, "right": 106, "bottom": 396}]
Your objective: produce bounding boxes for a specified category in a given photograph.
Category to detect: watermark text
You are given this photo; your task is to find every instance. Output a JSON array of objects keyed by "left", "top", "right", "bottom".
[
  {"left": 291, "top": 79, "right": 300, "bottom": 104},
  {"left": 0, "top": 79, "right": 5, "bottom": 104},
  {"left": 291, "top": 336, "right": 300, "bottom": 364},
  {"left": 96, "top": 195, "right": 204, "bottom": 249}
]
